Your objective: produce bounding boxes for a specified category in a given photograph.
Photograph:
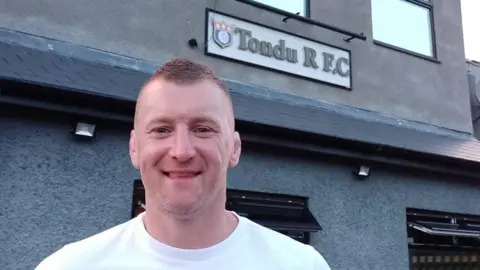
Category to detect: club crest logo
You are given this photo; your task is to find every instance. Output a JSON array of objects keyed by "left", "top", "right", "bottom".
[{"left": 212, "top": 19, "right": 235, "bottom": 48}]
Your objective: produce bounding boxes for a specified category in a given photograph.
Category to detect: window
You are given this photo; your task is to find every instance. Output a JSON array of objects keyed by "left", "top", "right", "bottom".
[
  {"left": 371, "top": 0, "right": 435, "bottom": 58},
  {"left": 406, "top": 208, "right": 480, "bottom": 269},
  {"left": 131, "top": 180, "right": 322, "bottom": 244},
  {"left": 226, "top": 189, "right": 322, "bottom": 244},
  {"left": 247, "top": 0, "right": 309, "bottom": 17}
]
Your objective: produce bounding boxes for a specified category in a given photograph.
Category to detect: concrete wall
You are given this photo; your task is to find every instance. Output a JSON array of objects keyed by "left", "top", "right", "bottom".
[
  {"left": 3, "top": 106, "right": 480, "bottom": 270},
  {"left": 0, "top": 0, "right": 472, "bottom": 134}
]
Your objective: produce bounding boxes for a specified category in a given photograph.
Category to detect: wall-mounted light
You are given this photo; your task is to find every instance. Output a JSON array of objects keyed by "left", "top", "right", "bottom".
[
  {"left": 72, "top": 122, "right": 96, "bottom": 138},
  {"left": 355, "top": 165, "right": 371, "bottom": 179}
]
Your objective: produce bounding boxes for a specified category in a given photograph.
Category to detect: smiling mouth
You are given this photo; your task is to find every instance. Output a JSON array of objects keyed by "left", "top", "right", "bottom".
[{"left": 162, "top": 171, "right": 202, "bottom": 179}]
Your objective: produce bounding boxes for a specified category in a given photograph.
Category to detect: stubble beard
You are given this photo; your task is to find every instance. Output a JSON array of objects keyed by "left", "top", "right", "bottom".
[
  {"left": 154, "top": 184, "right": 217, "bottom": 220},
  {"left": 145, "top": 169, "right": 227, "bottom": 220},
  {"left": 160, "top": 199, "right": 205, "bottom": 219}
]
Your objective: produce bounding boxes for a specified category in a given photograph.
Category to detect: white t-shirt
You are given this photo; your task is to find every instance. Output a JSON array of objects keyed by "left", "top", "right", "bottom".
[{"left": 35, "top": 212, "right": 331, "bottom": 270}]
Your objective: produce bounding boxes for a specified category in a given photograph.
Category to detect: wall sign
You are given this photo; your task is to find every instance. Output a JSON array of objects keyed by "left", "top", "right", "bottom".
[{"left": 205, "top": 9, "right": 352, "bottom": 89}]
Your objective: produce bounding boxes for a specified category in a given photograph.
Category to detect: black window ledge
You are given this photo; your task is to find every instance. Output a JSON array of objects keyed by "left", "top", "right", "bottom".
[
  {"left": 236, "top": 0, "right": 366, "bottom": 42},
  {"left": 373, "top": 40, "right": 441, "bottom": 64}
]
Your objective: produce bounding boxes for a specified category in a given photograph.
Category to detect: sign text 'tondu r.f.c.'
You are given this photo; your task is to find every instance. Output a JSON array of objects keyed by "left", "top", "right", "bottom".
[{"left": 205, "top": 10, "right": 352, "bottom": 89}]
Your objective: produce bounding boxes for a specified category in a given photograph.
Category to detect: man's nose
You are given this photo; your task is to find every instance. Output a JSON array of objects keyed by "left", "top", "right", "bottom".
[{"left": 168, "top": 128, "right": 196, "bottom": 162}]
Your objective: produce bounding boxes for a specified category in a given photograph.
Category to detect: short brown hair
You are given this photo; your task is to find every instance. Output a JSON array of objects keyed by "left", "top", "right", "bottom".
[
  {"left": 143, "top": 58, "right": 230, "bottom": 97},
  {"left": 135, "top": 58, "right": 235, "bottom": 129}
]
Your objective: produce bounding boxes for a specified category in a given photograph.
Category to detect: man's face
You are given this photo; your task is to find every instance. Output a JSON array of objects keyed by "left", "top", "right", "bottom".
[{"left": 130, "top": 78, "right": 241, "bottom": 216}]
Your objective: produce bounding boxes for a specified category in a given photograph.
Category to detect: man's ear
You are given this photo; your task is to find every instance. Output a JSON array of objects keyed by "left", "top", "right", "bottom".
[
  {"left": 129, "top": 130, "right": 140, "bottom": 169},
  {"left": 229, "top": 131, "right": 242, "bottom": 168}
]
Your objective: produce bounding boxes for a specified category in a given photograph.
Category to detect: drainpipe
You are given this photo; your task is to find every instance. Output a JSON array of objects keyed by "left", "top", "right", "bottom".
[{"left": 468, "top": 73, "right": 480, "bottom": 140}]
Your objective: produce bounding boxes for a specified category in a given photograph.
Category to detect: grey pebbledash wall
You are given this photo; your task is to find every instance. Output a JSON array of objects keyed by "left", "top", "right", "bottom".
[
  {"left": 0, "top": 0, "right": 472, "bottom": 133},
  {"left": 2, "top": 106, "right": 480, "bottom": 270}
]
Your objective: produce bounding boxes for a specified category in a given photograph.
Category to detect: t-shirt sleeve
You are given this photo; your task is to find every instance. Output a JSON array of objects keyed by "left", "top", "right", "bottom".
[{"left": 307, "top": 245, "right": 332, "bottom": 270}]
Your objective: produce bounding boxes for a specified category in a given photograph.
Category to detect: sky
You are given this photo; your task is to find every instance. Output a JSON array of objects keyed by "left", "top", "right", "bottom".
[{"left": 461, "top": 0, "right": 480, "bottom": 61}]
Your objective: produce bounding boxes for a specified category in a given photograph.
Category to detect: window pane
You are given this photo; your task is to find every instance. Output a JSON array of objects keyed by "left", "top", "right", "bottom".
[
  {"left": 372, "top": 0, "right": 434, "bottom": 57},
  {"left": 253, "top": 0, "right": 306, "bottom": 16}
]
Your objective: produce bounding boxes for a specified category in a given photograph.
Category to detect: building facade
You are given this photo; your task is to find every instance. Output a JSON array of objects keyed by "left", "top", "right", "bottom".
[{"left": 1, "top": 1, "right": 480, "bottom": 269}]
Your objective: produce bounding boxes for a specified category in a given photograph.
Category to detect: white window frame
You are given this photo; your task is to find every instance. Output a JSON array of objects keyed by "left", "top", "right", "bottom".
[{"left": 371, "top": 0, "right": 436, "bottom": 59}]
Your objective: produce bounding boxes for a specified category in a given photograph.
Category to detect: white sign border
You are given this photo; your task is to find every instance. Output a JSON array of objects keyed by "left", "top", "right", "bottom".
[{"left": 204, "top": 8, "right": 353, "bottom": 90}]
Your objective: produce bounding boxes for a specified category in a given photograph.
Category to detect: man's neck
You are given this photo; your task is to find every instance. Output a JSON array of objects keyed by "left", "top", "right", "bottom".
[{"left": 142, "top": 202, "right": 238, "bottom": 250}]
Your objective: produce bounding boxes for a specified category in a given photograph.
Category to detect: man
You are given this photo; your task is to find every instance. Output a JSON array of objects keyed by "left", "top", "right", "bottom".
[{"left": 36, "top": 58, "right": 331, "bottom": 269}]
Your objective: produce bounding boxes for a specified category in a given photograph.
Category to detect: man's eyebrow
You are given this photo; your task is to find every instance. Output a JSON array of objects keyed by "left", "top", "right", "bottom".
[
  {"left": 190, "top": 116, "right": 220, "bottom": 124},
  {"left": 144, "top": 115, "right": 222, "bottom": 126},
  {"left": 145, "top": 116, "right": 174, "bottom": 125}
]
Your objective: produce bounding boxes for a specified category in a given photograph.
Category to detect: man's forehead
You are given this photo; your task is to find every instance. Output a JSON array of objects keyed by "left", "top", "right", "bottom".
[
  {"left": 139, "top": 80, "right": 225, "bottom": 108},
  {"left": 139, "top": 78, "right": 226, "bottom": 101},
  {"left": 134, "top": 78, "right": 234, "bottom": 127}
]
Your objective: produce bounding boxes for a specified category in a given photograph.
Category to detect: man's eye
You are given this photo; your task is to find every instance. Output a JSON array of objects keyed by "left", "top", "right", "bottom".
[
  {"left": 154, "top": 127, "right": 170, "bottom": 134},
  {"left": 195, "top": 127, "right": 212, "bottom": 133}
]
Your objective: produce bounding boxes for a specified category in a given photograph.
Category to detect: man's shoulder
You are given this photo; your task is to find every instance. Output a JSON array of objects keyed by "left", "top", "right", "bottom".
[
  {"left": 35, "top": 217, "right": 138, "bottom": 270},
  {"left": 240, "top": 217, "right": 331, "bottom": 269}
]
